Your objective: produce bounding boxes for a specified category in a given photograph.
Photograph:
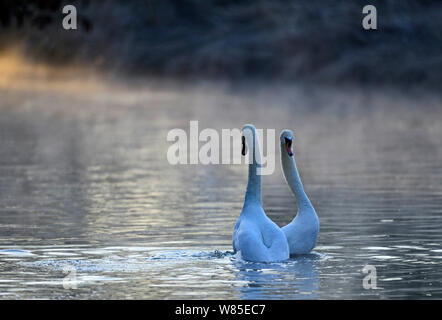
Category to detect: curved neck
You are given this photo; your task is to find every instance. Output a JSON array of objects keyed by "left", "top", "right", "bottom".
[
  {"left": 281, "top": 147, "right": 311, "bottom": 209},
  {"left": 245, "top": 161, "right": 262, "bottom": 205},
  {"left": 244, "top": 129, "right": 262, "bottom": 206}
]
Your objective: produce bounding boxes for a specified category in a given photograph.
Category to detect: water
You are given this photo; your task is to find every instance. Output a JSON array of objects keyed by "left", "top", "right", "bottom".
[{"left": 1, "top": 80, "right": 442, "bottom": 299}]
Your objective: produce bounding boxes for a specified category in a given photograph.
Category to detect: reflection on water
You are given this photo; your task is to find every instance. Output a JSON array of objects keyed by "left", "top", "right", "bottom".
[
  {"left": 233, "top": 254, "right": 320, "bottom": 299},
  {"left": 0, "top": 80, "right": 442, "bottom": 299},
  {"left": 0, "top": 246, "right": 323, "bottom": 299}
]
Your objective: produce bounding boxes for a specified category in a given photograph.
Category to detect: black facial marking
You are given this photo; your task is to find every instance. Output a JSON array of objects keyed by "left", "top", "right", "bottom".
[
  {"left": 284, "top": 137, "right": 293, "bottom": 156},
  {"left": 284, "top": 137, "right": 292, "bottom": 147},
  {"left": 241, "top": 136, "right": 246, "bottom": 156}
]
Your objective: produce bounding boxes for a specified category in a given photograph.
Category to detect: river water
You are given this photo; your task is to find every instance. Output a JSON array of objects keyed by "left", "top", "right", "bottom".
[{"left": 0, "top": 79, "right": 441, "bottom": 299}]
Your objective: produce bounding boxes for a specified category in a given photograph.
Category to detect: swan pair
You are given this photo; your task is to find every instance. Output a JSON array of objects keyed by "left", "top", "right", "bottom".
[{"left": 232, "top": 124, "right": 319, "bottom": 262}]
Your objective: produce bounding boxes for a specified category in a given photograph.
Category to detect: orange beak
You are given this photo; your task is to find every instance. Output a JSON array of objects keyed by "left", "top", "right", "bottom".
[{"left": 284, "top": 137, "right": 293, "bottom": 156}]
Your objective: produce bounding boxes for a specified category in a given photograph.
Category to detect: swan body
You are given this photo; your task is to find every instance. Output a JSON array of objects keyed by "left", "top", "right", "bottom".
[
  {"left": 232, "top": 124, "right": 289, "bottom": 262},
  {"left": 280, "top": 130, "right": 319, "bottom": 255}
]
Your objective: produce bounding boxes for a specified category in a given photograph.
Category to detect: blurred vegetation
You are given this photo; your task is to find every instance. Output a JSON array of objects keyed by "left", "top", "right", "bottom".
[{"left": 0, "top": 0, "right": 441, "bottom": 88}]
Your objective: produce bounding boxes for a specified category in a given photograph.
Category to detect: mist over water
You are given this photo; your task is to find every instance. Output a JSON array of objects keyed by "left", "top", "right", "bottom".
[
  {"left": 0, "top": 70, "right": 441, "bottom": 299},
  {"left": 2, "top": 0, "right": 442, "bottom": 88}
]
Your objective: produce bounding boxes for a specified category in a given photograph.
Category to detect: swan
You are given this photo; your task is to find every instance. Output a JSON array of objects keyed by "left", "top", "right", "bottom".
[
  {"left": 232, "top": 124, "right": 289, "bottom": 262},
  {"left": 280, "top": 129, "right": 319, "bottom": 255}
]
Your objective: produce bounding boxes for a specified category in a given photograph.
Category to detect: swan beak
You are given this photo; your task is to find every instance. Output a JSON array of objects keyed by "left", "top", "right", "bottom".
[
  {"left": 284, "top": 137, "right": 293, "bottom": 156},
  {"left": 241, "top": 136, "right": 247, "bottom": 156}
]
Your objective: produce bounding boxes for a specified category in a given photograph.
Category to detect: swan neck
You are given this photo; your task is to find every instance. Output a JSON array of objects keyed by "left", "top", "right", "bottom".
[
  {"left": 281, "top": 151, "right": 310, "bottom": 208},
  {"left": 245, "top": 161, "right": 262, "bottom": 205},
  {"left": 244, "top": 128, "right": 262, "bottom": 206}
]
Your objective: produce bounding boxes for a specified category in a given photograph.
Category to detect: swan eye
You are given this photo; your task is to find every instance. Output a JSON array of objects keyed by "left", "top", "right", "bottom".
[
  {"left": 241, "top": 136, "right": 247, "bottom": 156},
  {"left": 284, "top": 137, "right": 293, "bottom": 156}
]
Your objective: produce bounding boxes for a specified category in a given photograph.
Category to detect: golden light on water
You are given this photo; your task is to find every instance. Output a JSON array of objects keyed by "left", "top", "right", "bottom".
[{"left": 0, "top": 48, "right": 106, "bottom": 93}]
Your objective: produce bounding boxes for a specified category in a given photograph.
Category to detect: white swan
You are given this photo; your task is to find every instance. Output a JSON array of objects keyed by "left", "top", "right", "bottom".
[
  {"left": 280, "top": 130, "right": 319, "bottom": 255},
  {"left": 232, "top": 124, "right": 289, "bottom": 262}
]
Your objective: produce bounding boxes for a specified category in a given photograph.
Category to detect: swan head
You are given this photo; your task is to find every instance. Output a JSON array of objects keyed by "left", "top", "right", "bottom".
[
  {"left": 241, "top": 124, "right": 256, "bottom": 156},
  {"left": 280, "top": 129, "right": 294, "bottom": 157}
]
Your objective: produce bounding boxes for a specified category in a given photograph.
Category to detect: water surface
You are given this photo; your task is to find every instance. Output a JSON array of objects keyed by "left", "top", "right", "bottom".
[{"left": 1, "top": 81, "right": 441, "bottom": 299}]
